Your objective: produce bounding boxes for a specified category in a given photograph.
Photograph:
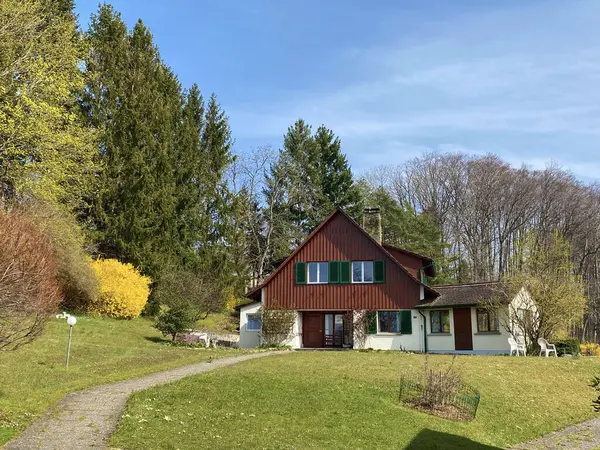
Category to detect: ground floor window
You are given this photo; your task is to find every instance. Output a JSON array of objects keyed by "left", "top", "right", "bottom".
[
  {"left": 378, "top": 311, "right": 401, "bottom": 333},
  {"left": 247, "top": 314, "right": 261, "bottom": 331},
  {"left": 430, "top": 310, "right": 450, "bottom": 333},
  {"left": 476, "top": 308, "right": 499, "bottom": 332}
]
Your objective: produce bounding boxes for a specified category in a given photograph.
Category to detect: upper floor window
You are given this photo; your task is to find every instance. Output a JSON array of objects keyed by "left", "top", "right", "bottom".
[
  {"left": 308, "top": 262, "right": 328, "bottom": 284},
  {"left": 295, "top": 260, "right": 384, "bottom": 285},
  {"left": 352, "top": 261, "right": 374, "bottom": 283}
]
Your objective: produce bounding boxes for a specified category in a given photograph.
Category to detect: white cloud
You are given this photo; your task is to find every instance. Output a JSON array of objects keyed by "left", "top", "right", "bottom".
[{"left": 229, "top": 0, "right": 600, "bottom": 180}]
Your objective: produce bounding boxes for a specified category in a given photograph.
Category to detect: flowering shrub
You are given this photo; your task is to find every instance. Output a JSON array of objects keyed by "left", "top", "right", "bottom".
[
  {"left": 581, "top": 342, "right": 600, "bottom": 357},
  {"left": 90, "top": 259, "right": 151, "bottom": 319}
]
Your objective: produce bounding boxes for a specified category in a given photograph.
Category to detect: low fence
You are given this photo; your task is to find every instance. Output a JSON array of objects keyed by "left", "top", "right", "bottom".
[{"left": 398, "top": 373, "right": 480, "bottom": 421}]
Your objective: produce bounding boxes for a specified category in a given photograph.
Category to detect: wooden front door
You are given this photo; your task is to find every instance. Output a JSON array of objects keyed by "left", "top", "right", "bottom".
[
  {"left": 453, "top": 308, "right": 473, "bottom": 351},
  {"left": 303, "top": 312, "right": 323, "bottom": 348}
]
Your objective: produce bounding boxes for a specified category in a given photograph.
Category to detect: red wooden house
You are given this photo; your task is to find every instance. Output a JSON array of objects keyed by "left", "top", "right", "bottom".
[{"left": 238, "top": 208, "right": 527, "bottom": 354}]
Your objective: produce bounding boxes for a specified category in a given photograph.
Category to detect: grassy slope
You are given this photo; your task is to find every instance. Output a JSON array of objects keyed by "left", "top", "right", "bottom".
[
  {"left": 0, "top": 316, "right": 245, "bottom": 445},
  {"left": 112, "top": 352, "right": 599, "bottom": 450}
]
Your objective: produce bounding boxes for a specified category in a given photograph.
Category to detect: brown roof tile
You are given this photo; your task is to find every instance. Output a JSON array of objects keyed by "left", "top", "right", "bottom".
[{"left": 416, "top": 282, "right": 501, "bottom": 308}]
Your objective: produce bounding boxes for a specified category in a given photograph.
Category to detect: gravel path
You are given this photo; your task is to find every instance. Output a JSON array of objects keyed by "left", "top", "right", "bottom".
[
  {"left": 5, "top": 352, "right": 284, "bottom": 450},
  {"left": 511, "top": 417, "right": 600, "bottom": 450}
]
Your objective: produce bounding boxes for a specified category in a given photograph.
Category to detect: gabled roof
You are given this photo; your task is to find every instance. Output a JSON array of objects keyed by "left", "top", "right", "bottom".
[
  {"left": 381, "top": 243, "right": 433, "bottom": 263},
  {"left": 416, "top": 282, "right": 501, "bottom": 308},
  {"left": 245, "top": 208, "right": 439, "bottom": 299}
]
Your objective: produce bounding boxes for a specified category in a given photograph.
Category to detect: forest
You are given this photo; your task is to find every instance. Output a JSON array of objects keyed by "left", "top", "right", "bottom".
[{"left": 1, "top": 0, "right": 597, "bottom": 344}]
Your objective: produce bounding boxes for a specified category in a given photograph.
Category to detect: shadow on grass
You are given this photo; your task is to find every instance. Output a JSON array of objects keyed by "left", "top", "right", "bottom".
[
  {"left": 404, "top": 429, "right": 501, "bottom": 450},
  {"left": 144, "top": 336, "right": 170, "bottom": 344}
]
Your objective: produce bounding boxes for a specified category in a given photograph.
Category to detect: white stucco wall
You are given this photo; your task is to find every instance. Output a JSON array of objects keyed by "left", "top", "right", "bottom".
[
  {"left": 471, "top": 307, "right": 512, "bottom": 353},
  {"left": 423, "top": 289, "right": 535, "bottom": 354},
  {"left": 356, "top": 309, "right": 424, "bottom": 351},
  {"left": 239, "top": 302, "right": 302, "bottom": 349},
  {"left": 239, "top": 302, "right": 262, "bottom": 349},
  {"left": 281, "top": 311, "right": 302, "bottom": 349},
  {"left": 424, "top": 308, "right": 456, "bottom": 352}
]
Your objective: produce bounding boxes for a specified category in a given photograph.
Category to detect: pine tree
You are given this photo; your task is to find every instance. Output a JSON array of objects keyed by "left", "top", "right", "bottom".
[
  {"left": 173, "top": 84, "right": 205, "bottom": 265},
  {"left": 264, "top": 119, "right": 363, "bottom": 260},
  {"left": 82, "top": 7, "right": 180, "bottom": 276},
  {"left": 313, "top": 125, "right": 362, "bottom": 219}
]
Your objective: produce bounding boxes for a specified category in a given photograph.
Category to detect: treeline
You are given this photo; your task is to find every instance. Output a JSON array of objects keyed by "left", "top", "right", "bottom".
[
  {"left": 3, "top": 1, "right": 591, "bottom": 344},
  {"left": 363, "top": 153, "right": 600, "bottom": 341},
  {"left": 2, "top": 0, "right": 442, "bottom": 335}
]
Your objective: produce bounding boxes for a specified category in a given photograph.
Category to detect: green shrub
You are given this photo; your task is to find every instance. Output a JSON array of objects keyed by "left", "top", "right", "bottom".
[
  {"left": 152, "top": 267, "right": 225, "bottom": 318},
  {"left": 90, "top": 259, "right": 151, "bottom": 319},
  {"left": 27, "top": 202, "right": 100, "bottom": 311},
  {"left": 554, "top": 338, "right": 581, "bottom": 356},
  {"left": 155, "top": 305, "right": 197, "bottom": 341}
]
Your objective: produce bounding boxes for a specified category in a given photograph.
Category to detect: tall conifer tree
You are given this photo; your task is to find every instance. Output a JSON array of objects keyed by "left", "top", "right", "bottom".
[{"left": 82, "top": 7, "right": 180, "bottom": 275}]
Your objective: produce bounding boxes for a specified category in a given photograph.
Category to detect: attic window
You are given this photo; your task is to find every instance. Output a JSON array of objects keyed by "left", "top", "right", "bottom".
[
  {"left": 307, "top": 262, "right": 328, "bottom": 284},
  {"left": 352, "top": 261, "right": 374, "bottom": 283}
]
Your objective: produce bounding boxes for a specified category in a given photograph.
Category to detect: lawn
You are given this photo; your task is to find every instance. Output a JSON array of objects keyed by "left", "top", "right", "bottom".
[
  {"left": 0, "top": 316, "right": 246, "bottom": 445},
  {"left": 111, "top": 351, "right": 599, "bottom": 450}
]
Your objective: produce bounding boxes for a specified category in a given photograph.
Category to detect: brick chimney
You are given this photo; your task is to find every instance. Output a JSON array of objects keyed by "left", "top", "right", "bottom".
[{"left": 363, "top": 207, "right": 382, "bottom": 244}]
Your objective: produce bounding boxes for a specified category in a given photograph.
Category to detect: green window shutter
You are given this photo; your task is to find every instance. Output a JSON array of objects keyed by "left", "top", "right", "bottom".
[
  {"left": 367, "top": 311, "right": 377, "bottom": 334},
  {"left": 339, "top": 261, "right": 351, "bottom": 284},
  {"left": 400, "top": 310, "right": 412, "bottom": 334},
  {"left": 295, "top": 262, "right": 306, "bottom": 285},
  {"left": 374, "top": 260, "right": 385, "bottom": 283},
  {"left": 328, "top": 261, "right": 340, "bottom": 283}
]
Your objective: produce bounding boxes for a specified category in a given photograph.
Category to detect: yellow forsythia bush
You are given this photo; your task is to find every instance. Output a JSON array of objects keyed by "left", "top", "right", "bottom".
[
  {"left": 581, "top": 342, "right": 600, "bottom": 357},
  {"left": 89, "top": 259, "right": 151, "bottom": 319}
]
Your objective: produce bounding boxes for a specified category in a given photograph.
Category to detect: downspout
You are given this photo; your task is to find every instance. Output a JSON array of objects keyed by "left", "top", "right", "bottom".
[{"left": 418, "top": 309, "right": 428, "bottom": 353}]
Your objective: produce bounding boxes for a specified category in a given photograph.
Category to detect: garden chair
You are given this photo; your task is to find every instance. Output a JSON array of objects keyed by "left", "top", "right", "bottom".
[
  {"left": 538, "top": 338, "right": 557, "bottom": 357},
  {"left": 508, "top": 337, "right": 526, "bottom": 356}
]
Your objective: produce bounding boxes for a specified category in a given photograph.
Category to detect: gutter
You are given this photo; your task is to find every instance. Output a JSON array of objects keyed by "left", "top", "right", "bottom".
[{"left": 418, "top": 310, "right": 428, "bottom": 353}]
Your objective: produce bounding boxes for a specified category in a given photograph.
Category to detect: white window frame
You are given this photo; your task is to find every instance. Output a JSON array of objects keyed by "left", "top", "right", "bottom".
[
  {"left": 307, "top": 262, "right": 328, "bottom": 284},
  {"left": 246, "top": 314, "right": 261, "bottom": 331},
  {"left": 352, "top": 261, "right": 374, "bottom": 284}
]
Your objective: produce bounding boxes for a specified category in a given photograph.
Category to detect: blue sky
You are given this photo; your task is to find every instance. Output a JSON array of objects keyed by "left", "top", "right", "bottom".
[{"left": 75, "top": 1, "right": 600, "bottom": 182}]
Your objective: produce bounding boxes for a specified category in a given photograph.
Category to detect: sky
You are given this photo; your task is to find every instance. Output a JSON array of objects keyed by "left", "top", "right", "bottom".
[{"left": 74, "top": 0, "right": 600, "bottom": 182}]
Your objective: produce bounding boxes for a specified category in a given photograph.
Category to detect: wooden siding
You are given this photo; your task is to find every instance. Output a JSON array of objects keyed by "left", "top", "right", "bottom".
[
  {"left": 383, "top": 247, "right": 423, "bottom": 279},
  {"left": 263, "top": 212, "right": 421, "bottom": 310}
]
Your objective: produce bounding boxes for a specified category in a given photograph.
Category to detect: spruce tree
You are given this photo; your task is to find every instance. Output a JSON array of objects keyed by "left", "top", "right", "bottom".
[
  {"left": 82, "top": 7, "right": 180, "bottom": 276},
  {"left": 265, "top": 119, "right": 363, "bottom": 261},
  {"left": 313, "top": 125, "right": 362, "bottom": 219}
]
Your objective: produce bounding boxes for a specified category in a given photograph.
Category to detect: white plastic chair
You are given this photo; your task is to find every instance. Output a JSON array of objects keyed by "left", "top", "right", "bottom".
[
  {"left": 538, "top": 338, "right": 557, "bottom": 357},
  {"left": 508, "top": 337, "right": 526, "bottom": 356}
]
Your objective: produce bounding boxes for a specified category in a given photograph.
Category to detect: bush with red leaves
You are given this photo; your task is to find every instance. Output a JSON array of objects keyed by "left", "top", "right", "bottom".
[{"left": 0, "top": 209, "right": 61, "bottom": 350}]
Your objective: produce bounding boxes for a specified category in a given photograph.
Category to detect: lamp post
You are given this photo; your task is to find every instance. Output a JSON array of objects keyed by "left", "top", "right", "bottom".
[{"left": 65, "top": 315, "right": 77, "bottom": 368}]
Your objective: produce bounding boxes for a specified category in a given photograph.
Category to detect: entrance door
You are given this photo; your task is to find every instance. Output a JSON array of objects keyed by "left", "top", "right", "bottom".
[
  {"left": 303, "top": 312, "right": 323, "bottom": 348},
  {"left": 453, "top": 308, "right": 473, "bottom": 351},
  {"left": 324, "top": 313, "right": 344, "bottom": 347}
]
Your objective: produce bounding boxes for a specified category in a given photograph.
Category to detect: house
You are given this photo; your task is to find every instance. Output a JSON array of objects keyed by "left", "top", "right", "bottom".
[{"left": 238, "top": 208, "right": 531, "bottom": 354}]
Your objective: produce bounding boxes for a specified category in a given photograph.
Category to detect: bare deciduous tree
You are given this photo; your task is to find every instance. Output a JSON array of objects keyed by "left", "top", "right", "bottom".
[{"left": 0, "top": 209, "right": 61, "bottom": 350}]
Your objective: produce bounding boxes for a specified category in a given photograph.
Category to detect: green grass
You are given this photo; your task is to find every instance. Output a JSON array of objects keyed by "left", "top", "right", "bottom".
[
  {"left": 0, "top": 316, "right": 246, "bottom": 445},
  {"left": 111, "top": 352, "right": 599, "bottom": 450}
]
